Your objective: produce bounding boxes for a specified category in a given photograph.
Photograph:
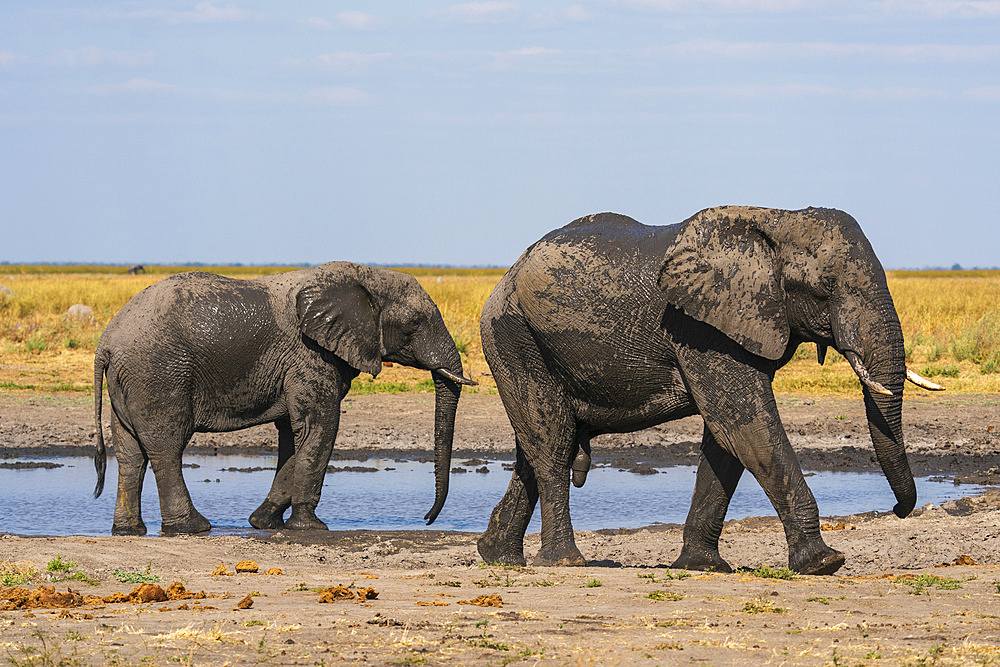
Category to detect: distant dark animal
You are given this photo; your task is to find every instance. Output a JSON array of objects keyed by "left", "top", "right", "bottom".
[
  {"left": 94, "top": 261, "right": 475, "bottom": 536},
  {"left": 127, "top": 265, "right": 145, "bottom": 275},
  {"left": 478, "top": 206, "right": 944, "bottom": 575}
]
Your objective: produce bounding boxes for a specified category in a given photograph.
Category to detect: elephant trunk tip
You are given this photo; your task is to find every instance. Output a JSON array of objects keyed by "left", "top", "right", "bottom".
[
  {"left": 892, "top": 497, "right": 915, "bottom": 519},
  {"left": 424, "top": 503, "right": 443, "bottom": 526}
]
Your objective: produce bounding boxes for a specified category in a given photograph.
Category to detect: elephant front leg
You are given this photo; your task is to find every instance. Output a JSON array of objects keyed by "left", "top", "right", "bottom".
[
  {"left": 283, "top": 407, "right": 341, "bottom": 531},
  {"left": 249, "top": 418, "right": 294, "bottom": 529},
  {"left": 672, "top": 426, "right": 743, "bottom": 573},
  {"left": 478, "top": 442, "right": 539, "bottom": 566},
  {"left": 678, "top": 345, "right": 844, "bottom": 575}
]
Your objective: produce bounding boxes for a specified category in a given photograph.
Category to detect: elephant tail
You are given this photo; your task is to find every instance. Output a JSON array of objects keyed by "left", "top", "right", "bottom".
[{"left": 93, "top": 347, "right": 109, "bottom": 499}]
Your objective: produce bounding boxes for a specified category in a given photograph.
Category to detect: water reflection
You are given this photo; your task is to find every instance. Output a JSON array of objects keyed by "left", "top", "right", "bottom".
[{"left": 0, "top": 455, "right": 980, "bottom": 537}]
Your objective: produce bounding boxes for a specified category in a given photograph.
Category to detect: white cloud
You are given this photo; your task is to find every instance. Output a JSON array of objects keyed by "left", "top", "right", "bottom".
[
  {"left": 88, "top": 78, "right": 185, "bottom": 94},
  {"left": 965, "top": 85, "right": 1000, "bottom": 100},
  {"left": 337, "top": 10, "right": 386, "bottom": 30},
  {"left": 306, "top": 87, "right": 374, "bottom": 105},
  {"left": 100, "top": 2, "right": 250, "bottom": 24},
  {"left": 312, "top": 52, "right": 392, "bottom": 69},
  {"left": 852, "top": 87, "right": 947, "bottom": 101},
  {"left": 529, "top": 4, "right": 593, "bottom": 24},
  {"left": 630, "top": 83, "right": 950, "bottom": 101},
  {"left": 488, "top": 46, "right": 562, "bottom": 69},
  {"left": 655, "top": 40, "right": 1000, "bottom": 62},
  {"left": 300, "top": 16, "right": 335, "bottom": 30},
  {"left": 615, "top": 0, "right": 807, "bottom": 11},
  {"left": 50, "top": 47, "right": 155, "bottom": 68},
  {"left": 0, "top": 51, "right": 26, "bottom": 67},
  {"left": 438, "top": 2, "right": 520, "bottom": 23},
  {"left": 876, "top": 0, "right": 1000, "bottom": 17}
]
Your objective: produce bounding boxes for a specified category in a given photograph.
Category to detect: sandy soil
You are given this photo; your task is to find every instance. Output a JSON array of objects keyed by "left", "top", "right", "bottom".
[{"left": 2, "top": 390, "right": 1000, "bottom": 665}]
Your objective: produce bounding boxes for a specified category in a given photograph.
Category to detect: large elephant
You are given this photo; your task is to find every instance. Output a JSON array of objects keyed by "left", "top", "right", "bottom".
[
  {"left": 478, "top": 206, "right": 943, "bottom": 574},
  {"left": 93, "top": 261, "right": 475, "bottom": 536}
]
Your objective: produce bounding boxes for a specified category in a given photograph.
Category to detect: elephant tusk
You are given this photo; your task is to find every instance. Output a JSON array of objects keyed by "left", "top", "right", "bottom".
[
  {"left": 435, "top": 368, "right": 479, "bottom": 386},
  {"left": 906, "top": 368, "right": 946, "bottom": 391},
  {"left": 843, "top": 350, "right": 894, "bottom": 396}
]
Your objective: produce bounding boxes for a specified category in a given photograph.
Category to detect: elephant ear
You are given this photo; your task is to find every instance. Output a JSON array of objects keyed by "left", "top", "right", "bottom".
[
  {"left": 657, "top": 207, "right": 790, "bottom": 360},
  {"left": 296, "top": 276, "right": 383, "bottom": 377}
]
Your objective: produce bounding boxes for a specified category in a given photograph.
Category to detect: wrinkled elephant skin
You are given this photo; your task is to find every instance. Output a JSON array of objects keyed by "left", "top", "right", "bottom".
[
  {"left": 93, "top": 261, "right": 473, "bottom": 536},
  {"left": 479, "top": 207, "right": 915, "bottom": 575}
]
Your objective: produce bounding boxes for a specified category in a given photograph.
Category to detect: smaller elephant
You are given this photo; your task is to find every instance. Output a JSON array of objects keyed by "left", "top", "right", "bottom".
[
  {"left": 127, "top": 264, "right": 145, "bottom": 275},
  {"left": 94, "top": 261, "right": 476, "bottom": 535}
]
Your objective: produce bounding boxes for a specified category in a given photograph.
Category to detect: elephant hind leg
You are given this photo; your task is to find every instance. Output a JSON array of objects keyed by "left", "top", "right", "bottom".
[
  {"left": 111, "top": 413, "right": 149, "bottom": 536},
  {"left": 477, "top": 437, "right": 539, "bottom": 566},
  {"left": 139, "top": 427, "right": 210, "bottom": 535}
]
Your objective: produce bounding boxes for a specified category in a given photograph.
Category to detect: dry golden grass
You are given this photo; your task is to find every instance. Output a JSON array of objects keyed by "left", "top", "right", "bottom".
[{"left": 1, "top": 267, "right": 997, "bottom": 395}]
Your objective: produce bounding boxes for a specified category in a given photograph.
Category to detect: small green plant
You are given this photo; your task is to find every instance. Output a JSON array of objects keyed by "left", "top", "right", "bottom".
[
  {"left": 920, "top": 363, "right": 961, "bottom": 378},
  {"left": 993, "top": 580, "right": 1000, "bottom": 594},
  {"left": 806, "top": 596, "right": 830, "bottom": 605},
  {"left": 531, "top": 579, "right": 556, "bottom": 587},
  {"left": 751, "top": 565, "right": 796, "bottom": 580},
  {"left": 741, "top": 597, "right": 786, "bottom": 614},
  {"left": 46, "top": 555, "right": 76, "bottom": 572},
  {"left": 583, "top": 578, "right": 602, "bottom": 588},
  {"left": 646, "top": 590, "right": 684, "bottom": 601},
  {"left": 435, "top": 580, "right": 462, "bottom": 587},
  {"left": 244, "top": 619, "right": 265, "bottom": 627},
  {"left": 112, "top": 562, "right": 160, "bottom": 584},
  {"left": 901, "top": 574, "right": 962, "bottom": 595},
  {"left": 56, "top": 571, "right": 99, "bottom": 586},
  {"left": 475, "top": 619, "right": 490, "bottom": 628},
  {"left": 467, "top": 638, "right": 509, "bottom": 651},
  {"left": 0, "top": 560, "right": 39, "bottom": 586},
  {"left": 389, "top": 657, "right": 428, "bottom": 665},
  {"left": 862, "top": 648, "right": 883, "bottom": 659}
]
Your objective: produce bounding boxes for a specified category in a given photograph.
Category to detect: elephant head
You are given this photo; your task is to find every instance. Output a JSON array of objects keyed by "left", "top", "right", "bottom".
[
  {"left": 296, "top": 262, "right": 476, "bottom": 524},
  {"left": 658, "top": 206, "right": 942, "bottom": 519}
]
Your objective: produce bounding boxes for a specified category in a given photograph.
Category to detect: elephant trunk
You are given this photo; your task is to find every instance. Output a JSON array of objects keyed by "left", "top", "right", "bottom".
[
  {"left": 847, "top": 293, "right": 916, "bottom": 519},
  {"left": 425, "top": 372, "right": 462, "bottom": 525},
  {"left": 411, "top": 320, "right": 476, "bottom": 525}
]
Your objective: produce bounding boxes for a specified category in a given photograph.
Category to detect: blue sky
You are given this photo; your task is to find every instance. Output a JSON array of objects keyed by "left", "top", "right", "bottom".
[{"left": 1, "top": 1, "right": 998, "bottom": 268}]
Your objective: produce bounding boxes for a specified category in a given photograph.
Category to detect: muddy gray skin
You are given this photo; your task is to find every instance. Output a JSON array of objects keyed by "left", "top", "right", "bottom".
[
  {"left": 93, "top": 262, "right": 475, "bottom": 536},
  {"left": 479, "top": 206, "right": 924, "bottom": 575}
]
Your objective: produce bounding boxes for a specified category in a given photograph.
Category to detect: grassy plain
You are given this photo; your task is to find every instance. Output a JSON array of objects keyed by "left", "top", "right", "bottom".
[{"left": 1, "top": 266, "right": 998, "bottom": 395}]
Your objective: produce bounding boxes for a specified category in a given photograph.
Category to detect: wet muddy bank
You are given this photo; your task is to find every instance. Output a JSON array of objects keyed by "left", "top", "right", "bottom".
[{"left": 2, "top": 392, "right": 999, "bottom": 479}]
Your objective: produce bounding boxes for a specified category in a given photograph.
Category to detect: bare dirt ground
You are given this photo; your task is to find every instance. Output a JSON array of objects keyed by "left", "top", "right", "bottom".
[{"left": 2, "top": 390, "right": 1000, "bottom": 665}]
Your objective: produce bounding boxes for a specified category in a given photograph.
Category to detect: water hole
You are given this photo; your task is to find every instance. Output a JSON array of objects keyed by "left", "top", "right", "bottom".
[{"left": 0, "top": 455, "right": 980, "bottom": 537}]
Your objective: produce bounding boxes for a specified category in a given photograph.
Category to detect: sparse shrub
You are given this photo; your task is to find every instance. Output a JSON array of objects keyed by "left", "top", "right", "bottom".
[
  {"left": 113, "top": 563, "right": 161, "bottom": 584},
  {"left": 46, "top": 555, "right": 76, "bottom": 572},
  {"left": 750, "top": 565, "right": 796, "bottom": 580}
]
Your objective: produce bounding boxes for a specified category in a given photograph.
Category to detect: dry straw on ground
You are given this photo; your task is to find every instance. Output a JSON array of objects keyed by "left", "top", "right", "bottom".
[{"left": 2, "top": 266, "right": 998, "bottom": 395}]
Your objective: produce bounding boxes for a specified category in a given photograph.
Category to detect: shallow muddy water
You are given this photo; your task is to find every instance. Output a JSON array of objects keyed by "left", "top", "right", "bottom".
[{"left": 0, "top": 455, "right": 980, "bottom": 537}]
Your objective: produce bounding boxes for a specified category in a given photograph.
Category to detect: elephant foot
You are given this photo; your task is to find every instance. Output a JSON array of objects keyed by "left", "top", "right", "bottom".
[
  {"left": 284, "top": 506, "right": 328, "bottom": 531},
  {"left": 160, "top": 512, "right": 212, "bottom": 535},
  {"left": 112, "top": 522, "right": 147, "bottom": 537},
  {"left": 533, "top": 544, "right": 586, "bottom": 567},
  {"left": 671, "top": 546, "right": 733, "bottom": 573},
  {"left": 249, "top": 502, "right": 286, "bottom": 530},
  {"left": 477, "top": 533, "right": 527, "bottom": 567},
  {"left": 790, "top": 546, "right": 845, "bottom": 575}
]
